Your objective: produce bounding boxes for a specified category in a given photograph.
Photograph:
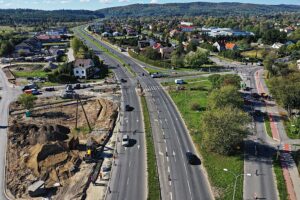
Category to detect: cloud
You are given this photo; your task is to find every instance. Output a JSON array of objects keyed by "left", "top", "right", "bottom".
[
  {"left": 60, "top": 0, "right": 72, "bottom": 3},
  {"left": 99, "top": 0, "right": 112, "bottom": 3},
  {"left": 118, "top": 0, "right": 129, "bottom": 2},
  {"left": 80, "top": 0, "right": 90, "bottom": 2},
  {"left": 150, "top": 0, "right": 158, "bottom": 3}
]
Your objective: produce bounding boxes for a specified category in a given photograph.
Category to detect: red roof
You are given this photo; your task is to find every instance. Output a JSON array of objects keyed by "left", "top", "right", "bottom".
[
  {"left": 153, "top": 43, "right": 162, "bottom": 49},
  {"left": 180, "top": 25, "right": 194, "bottom": 29},
  {"left": 225, "top": 43, "right": 237, "bottom": 50}
]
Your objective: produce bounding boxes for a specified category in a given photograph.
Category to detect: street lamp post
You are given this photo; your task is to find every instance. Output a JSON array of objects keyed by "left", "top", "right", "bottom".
[{"left": 223, "top": 168, "right": 251, "bottom": 200}]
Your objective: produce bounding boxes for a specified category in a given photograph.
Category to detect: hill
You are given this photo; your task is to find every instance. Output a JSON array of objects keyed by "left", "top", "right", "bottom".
[
  {"left": 0, "top": 9, "right": 104, "bottom": 26},
  {"left": 95, "top": 2, "right": 300, "bottom": 17}
]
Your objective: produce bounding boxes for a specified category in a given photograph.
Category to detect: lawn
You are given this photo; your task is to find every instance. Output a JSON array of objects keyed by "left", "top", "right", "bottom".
[
  {"left": 273, "top": 156, "right": 289, "bottom": 200},
  {"left": 165, "top": 77, "right": 244, "bottom": 200},
  {"left": 13, "top": 70, "right": 50, "bottom": 78},
  {"left": 284, "top": 120, "right": 300, "bottom": 139},
  {"left": 141, "top": 96, "right": 161, "bottom": 200},
  {"left": 241, "top": 49, "right": 265, "bottom": 59}
]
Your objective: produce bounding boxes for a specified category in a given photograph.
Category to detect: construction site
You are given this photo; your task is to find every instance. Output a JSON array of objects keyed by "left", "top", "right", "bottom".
[{"left": 5, "top": 83, "right": 120, "bottom": 199}]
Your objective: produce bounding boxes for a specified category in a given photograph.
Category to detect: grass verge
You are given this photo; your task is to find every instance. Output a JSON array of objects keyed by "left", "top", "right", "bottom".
[
  {"left": 283, "top": 120, "right": 300, "bottom": 139},
  {"left": 13, "top": 70, "right": 49, "bottom": 78},
  {"left": 273, "top": 156, "right": 289, "bottom": 200},
  {"left": 141, "top": 96, "right": 161, "bottom": 200},
  {"left": 264, "top": 114, "right": 273, "bottom": 138},
  {"left": 165, "top": 77, "right": 244, "bottom": 200},
  {"left": 75, "top": 28, "right": 136, "bottom": 77}
]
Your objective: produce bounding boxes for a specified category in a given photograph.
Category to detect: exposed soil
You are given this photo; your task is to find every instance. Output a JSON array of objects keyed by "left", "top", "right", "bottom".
[{"left": 6, "top": 98, "right": 118, "bottom": 199}]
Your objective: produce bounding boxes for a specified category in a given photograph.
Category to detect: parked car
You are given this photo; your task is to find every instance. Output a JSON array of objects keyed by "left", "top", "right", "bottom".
[
  {"left": 31, "top": 89, "right": 41, "bottom": 95},
  {"left": 45, "top": 87, "right": 55, "bottom": 92},
  {"left": 73, "top": 84, "right": 81, "bottom": 89},
  {"left": 122, "top": 135, "right": 130, "bottom": 146},
  {"left": 22, "top": 84, "right": 37, "bottom": 91},
  {"left": 186, "top": 152, "right": 201, "bottom": 165}
]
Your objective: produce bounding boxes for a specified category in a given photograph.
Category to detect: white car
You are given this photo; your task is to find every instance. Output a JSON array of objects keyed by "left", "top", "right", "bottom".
[{"left": 122, "top": 135, "right": 130, "bottom": 146}]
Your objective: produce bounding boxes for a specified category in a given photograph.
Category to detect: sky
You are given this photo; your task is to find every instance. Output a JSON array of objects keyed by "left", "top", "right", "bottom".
[{"left": 0, "top": 0, "right": 299, "bottom": 10}]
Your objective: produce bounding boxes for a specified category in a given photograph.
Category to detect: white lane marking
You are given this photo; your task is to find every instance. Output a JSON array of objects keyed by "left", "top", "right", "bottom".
[
  {"left": 136, "top": 119, "right": 139, "bottom": 122},
  {"left": 159, "top": 151, "right": 164, "bottom": 156},
  {"left": 169, "top": 180, "right": 172, "bottom": 186},
  {"left": 170, "top": 192, "right": 173, "bottom": 200},
  {"left": 166, "top": 146, "right": 168, "bottom": 152},
  {"left": 137, "top": 145, "right": 140, "bottom": 149},
  {"left": 167, "top": 157, "right": 169, "bottom": 162},
  {"left": 168, "top": 166, "right": 170, "bottom": 173},
  {"left": 127, "top": 177, "right": 129, "bottom": 185},
  {"left": 129, "top": 161, "right": 131, "bottom": 167}
]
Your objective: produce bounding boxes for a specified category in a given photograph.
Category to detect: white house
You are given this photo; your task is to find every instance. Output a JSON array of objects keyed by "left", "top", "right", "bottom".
[
  {"left": 73, "top": 59, "right": 95, "bottom": 79},
  {"left": 272, "top": 42, "right": 284, "bottom": 49},
  {"left": 297, "top": 59, "right": 300, "bottom": 70}
]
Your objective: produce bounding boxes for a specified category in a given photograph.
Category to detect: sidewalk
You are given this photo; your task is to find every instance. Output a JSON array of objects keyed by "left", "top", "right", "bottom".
[{"left": 255, "top": 69, "right": 300, "bottom": 200}]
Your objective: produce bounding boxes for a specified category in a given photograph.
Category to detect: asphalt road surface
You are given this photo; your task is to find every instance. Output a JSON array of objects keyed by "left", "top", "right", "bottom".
[
  {"left": 0, "top": 65, "right": 22, "bottom": 200},
  {"left": 74, "top": 29, "right": 147, "bottom": 200},
  {"left": 75, "top": 27, "right": 213, "bottom": 200}
]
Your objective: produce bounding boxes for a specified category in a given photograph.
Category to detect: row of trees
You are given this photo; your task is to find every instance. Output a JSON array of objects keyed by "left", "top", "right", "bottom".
[{"left": 201, "top": 74, "right": 250, "bottom": 155}]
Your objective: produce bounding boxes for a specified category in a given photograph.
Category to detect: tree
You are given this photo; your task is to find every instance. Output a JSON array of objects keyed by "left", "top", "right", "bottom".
[
  {"left": 171, "top": 54, "right": 184, "bottom": 68},
  {"left": 18, "top": 94, "right": 37, "bottom": 111},
  {"left": 263, "top": 54, "right": 276, "bottom": 76},
  {"left": 184, "top": 48, "right": 209, "bottom": 68},
  {"left": 201, "top": 106, "right": 250, "bottom": 155},
  {"left": 186, "top": 39, "right": 199, "bottom": 52},
  {"left": 208, "top": 74, "right": 241, "bottom": 89},
  {"left": 262, "top": 29, "right": 287, "bottom": 44},
  {"left": 207, "top": 85, "right": 243, "bottom": 109},
  {"left": 143, "top": 47, "right": 161, "bottom": 60}
]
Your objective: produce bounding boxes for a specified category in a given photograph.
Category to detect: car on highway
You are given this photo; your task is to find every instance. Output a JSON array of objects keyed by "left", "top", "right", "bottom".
[
  {"left": 125, "top": 104, "right": 132, "bottom": 111},
  {"left": 120, "top": 78, "right": 127, "bottom": 83},
  {"left": 186, "top": 152, "right": 201, "bottom": 165},
  {"left": 122, "top": 135, "right": 130, "bottom": 146},
  {"left": 74, "top": 83, "right": 81, "bottom": 89}
]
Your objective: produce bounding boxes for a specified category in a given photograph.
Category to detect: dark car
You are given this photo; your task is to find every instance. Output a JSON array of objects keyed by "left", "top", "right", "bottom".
[
  {"left": 186, "top": 152, "right": 201, "bottom": 165},
  {"left": 121, "top": 78, "right": 127, "bottom": 83},
  {"left": 74, "top": 84, "right": 81, "bottom": 89},
  {"left": 45, "top": 87, "right": 55, "bottom": 92},
  {"left": 125, "top": 104, "right": 132, "bottom": 111}
]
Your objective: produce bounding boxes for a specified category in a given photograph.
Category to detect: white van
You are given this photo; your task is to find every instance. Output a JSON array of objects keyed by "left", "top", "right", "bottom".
[{"left": 175, "top": 79, "right": 184, "bottom": 84}]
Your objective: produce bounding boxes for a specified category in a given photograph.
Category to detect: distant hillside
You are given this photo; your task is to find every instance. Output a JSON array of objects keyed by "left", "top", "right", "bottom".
[
  {"left": 0, "top": 9, "right": 104, "bottom": 26},
  {"left": 95, "top": 2, "right": 300, "bottom": 17}
]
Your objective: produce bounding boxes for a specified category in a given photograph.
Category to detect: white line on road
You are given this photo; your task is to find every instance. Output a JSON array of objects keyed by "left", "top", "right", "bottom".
[
  {"left": 168, "top": 166, "right": 170, "bottom": 173},
  {"left": 167, "top": 157, "right": 169, "bottom": 162},
  {"left": 169, "top": 181, "right": 172, "bottom": 186},
  {"left": 129, "top": 161, "right": 131, "bottom": 167},
  {"left": 159, "top": 151, "right": 164, "bottom": 156},
  {"left": 127, "top": 177, "right": 129, "bottom": 185},
  {"left": 170, "top": 192, "right": 173, "bottom": 200},
  {"left": 137, "top": 145, "right": 140, "bottom": 149}
]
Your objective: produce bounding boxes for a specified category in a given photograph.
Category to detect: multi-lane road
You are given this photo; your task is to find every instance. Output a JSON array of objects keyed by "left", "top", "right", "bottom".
[
  {"left": 74, "top": 29, "right": 147, "bottom": 200},
  {"left": 75, "top": 27, "right": 214, "bottom": 200}
]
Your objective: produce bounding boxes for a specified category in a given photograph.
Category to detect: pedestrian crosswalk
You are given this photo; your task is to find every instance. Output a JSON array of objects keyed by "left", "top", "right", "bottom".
[{"left": 142, "top": 85, "right": 161, "bottom": 92}]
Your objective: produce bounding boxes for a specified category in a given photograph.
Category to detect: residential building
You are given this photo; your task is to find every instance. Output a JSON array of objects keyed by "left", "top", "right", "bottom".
[
  {"left": 138, "top": 40, "right": 150, "bottom": 49},
  {"left": 15, "top": 37, "right": 42, "bottom": 56},
  {"left": 169, "top": 29, "right": 180, "bottom": 38},
  {"left": 101, "top": 32, "right": 112, "bottom": 37},
  {"left": 180, "top": 21, "right": 193, "bottom": 26},
  {"left": 36, "top": 34, "right": 62, "bottom": 43},
  {"left": 213, "top": 41, "right": 226, "bottom": 52},
  {"left": 159, "top": 46, "right": 174, "bottom": 59},
  {"left": 113, "top": 32, "right": 122, "bottom": 37},
  {"left": 180, "top": 25, "right": 195, "bottom": 33},
  {"left": 152, "top": 43, "right": 162, "bottom": 51},
  {"left": 73, "top": 59, "right": 96, "bottom": 79},
  {"left": 225, "top": 42, "right": 238, "bottom": 50}
]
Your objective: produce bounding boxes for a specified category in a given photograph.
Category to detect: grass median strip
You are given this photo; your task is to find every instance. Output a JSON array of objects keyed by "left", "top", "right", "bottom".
[
  {"left": 264, "top": 113, "right": 273, "bottom": 138},
  {"left": 75, "top": 28, "right": 136, "bottom": 77},
  {"left": 273, "top": 156, "right": 289, "bottom": 200},
  {"left": 141, "top": 96, "right": 160, "bottom": 200}
]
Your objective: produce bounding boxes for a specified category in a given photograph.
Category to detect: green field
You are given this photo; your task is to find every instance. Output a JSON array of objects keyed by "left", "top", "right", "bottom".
[
  {"left": 164, "top": 77, "right": 244, "bottom": 200},
  {"left": 284, "top": 120, "right": 300, "bottom": 139},
  {"left": 241, "top": 49, "right": 265, "bottom": 59}
]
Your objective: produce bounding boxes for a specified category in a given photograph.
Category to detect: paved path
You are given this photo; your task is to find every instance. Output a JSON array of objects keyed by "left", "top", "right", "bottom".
[{"left": 255, "top": 69, "right": 300, "bottom": 200}]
